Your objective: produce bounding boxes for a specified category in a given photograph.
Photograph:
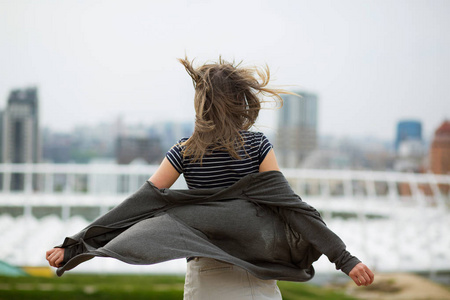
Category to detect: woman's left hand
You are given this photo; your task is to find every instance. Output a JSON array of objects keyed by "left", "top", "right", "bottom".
[
  {"left": 46, "top": 248, "right": 65, "bottom": 268},
  {"left": 348, "top": 263, "right": 375, "bottom": 286}
]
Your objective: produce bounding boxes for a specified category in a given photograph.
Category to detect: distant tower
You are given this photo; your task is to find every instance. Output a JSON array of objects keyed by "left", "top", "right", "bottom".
[
  {"left": 276, "top": 91, "right": 318, "bottom": 168},
  {"left": 2, "top": 88, "right": 40, "bottom": 190},
  {"left": 2, "top": 87, "right": 40, "bottom": 163},
  {"left": 395, "top": 120, "right": 422, "bottom": 151},
  {"left": 430, "top": 120, "right": 450, "bottom": 175}
]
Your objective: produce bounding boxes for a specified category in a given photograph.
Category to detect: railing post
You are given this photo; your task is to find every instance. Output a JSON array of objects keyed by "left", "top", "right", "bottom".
[
  {"left": 112, "top": 173, "right": 118, "bottom": 194},
  {"left": 131, "top": 173, "right": 138, "bottom": 193},
  {"left": 89, "top": 172, "right": 97, "bottom": 195},
  {"left": 66, "top": 174, "right": 75, "bottom": 194},
  {"left": 25, "top": 164, "right": 33, "bottom": 194},
  {"left": 365, "top": 174, "right": 376, "bottom": 198},
  {"left": 427, "top": 173, "right": 445, "bottom": 209},
  {"left": 45, "top": 172, "right": 54, "bottom": 193},
  {"left": 344, "top": 176, "right": 353, "bottom": 199},
  {"left": 2, "top": 164, "right": 11, "bottom": 193},
  {"left": 320, "top": 179, "right": 332, "bottom": 220},
  {"left": 408, "top": 174, "right": 422, "bottom": 206}
]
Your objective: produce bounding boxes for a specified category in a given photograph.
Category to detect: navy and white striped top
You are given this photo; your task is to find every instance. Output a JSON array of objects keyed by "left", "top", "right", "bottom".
[{"left": 166, "top": 131, "right": 273, "bottom": 189}]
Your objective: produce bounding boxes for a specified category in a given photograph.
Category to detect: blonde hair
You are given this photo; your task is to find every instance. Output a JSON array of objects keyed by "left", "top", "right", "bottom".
[{"left": 179, "top": 56, "right": 292, "bottom": 163}]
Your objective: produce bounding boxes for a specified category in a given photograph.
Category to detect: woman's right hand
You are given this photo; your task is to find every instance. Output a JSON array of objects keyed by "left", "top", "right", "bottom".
[{"left": 46, "top": 248, "right": 65, "bottom": 268}]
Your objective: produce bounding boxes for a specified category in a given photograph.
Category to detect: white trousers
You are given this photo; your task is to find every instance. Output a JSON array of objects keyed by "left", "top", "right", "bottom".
[{"left": 183, "top": 257, "right": 282, "bottom": 300}]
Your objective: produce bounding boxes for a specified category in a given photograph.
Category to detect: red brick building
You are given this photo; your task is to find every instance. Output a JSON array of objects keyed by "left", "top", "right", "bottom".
[{"left": 430, "top": 120, "right": 450, "bottom": 175}]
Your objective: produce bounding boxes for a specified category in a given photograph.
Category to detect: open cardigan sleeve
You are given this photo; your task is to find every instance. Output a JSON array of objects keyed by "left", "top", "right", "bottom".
[{"left": 276, "top": 208, "right": 361, "bottom": 275}]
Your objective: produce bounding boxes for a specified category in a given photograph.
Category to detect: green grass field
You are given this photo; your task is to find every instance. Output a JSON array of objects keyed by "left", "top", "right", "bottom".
[{"left": 0, "top": 274, "right": 358, "bottom": 300}]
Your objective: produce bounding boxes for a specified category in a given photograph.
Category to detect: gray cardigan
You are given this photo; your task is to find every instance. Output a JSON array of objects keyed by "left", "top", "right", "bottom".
[{"left": 56, "top": 171, "right": 361, "bottom": 281}]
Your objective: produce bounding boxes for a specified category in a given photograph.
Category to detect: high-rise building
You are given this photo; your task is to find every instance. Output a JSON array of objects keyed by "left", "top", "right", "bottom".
[
  {"left": 276, "top": 91, "right": 318, "bottom": 168},
  {"left": 394, "top": 120, "right": 425, "bottom": 172},
  {"left": 430, "top": 120, "right": 450, "bottom": 175},
  {"left": 2, "top": 87, "right": 40, "bottom": 164},
  {"left": 395, "top": 120, "right": 422, "bottom": 151},
  {"left": 1, "top": 87, "right": 41, "bottom": 190}
]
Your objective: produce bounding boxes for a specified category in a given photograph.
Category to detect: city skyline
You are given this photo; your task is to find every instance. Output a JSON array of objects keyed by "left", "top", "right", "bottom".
[
  {"left": 1, "top": 0, "right": 449, "bottom": 140},
  {"left": 1, "top": 88, "right": 438, "bottom": 146}
]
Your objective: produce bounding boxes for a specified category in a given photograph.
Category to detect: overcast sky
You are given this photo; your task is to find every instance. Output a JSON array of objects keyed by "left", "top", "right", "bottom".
[{"left": 1, "top": 0, "right": 449, "bottom": 140}]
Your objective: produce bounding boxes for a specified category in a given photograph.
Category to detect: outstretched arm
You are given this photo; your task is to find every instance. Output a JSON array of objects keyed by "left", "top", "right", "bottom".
[
  {"left": 262, "top": 149, "right": 374, "bottom": 286},
  {"left": 46, "top": 158, "right": 180, "bottom": 269}
]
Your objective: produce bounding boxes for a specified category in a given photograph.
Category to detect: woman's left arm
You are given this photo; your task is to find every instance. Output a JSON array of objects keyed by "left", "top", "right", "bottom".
[{"left": 149, "top": 157, "right": 181, "bottom": 189}]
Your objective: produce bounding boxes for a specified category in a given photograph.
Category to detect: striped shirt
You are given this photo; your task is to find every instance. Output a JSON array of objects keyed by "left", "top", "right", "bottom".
[{"left": 166, "top": 131, "right": 273, "bottom": 189}]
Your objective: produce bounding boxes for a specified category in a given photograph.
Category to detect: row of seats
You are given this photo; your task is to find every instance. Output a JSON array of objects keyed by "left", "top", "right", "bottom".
[{"left": 0, "top": 208, "right": 448, "bottom": 274}]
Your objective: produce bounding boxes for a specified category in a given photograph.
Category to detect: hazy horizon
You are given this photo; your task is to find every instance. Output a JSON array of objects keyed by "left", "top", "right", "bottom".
[{"left": 1, "top": 0, "right": 449, "bottom": 141}]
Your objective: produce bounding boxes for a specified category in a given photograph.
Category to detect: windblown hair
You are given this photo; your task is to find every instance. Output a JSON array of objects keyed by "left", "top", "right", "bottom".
[{"left": 179, "top": 56, "right": 293, "bottom": 163}]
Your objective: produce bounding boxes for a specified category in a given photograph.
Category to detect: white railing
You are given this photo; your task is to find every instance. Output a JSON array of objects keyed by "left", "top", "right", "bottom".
[{"left": 0, "top": 163, "right": 449, "bottom": 219}]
